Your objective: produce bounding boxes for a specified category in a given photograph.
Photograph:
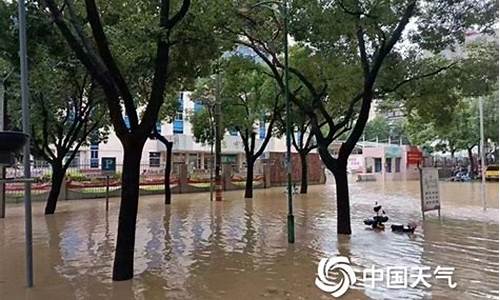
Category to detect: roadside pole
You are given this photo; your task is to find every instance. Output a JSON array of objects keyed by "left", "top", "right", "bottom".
[
  {"left": 105, "top": 175, "right": 110, "bottom": 212},
  {"left": 0, "top": 78, "right": 6, "bottom": 219},
  {"left": 215, "top": 68, "right": 223, "bottom": 201},
  {"left": 19, "top": 0, "right": 34, "bottom": 287},
  {"left": 418, "top": 164, "right": 425, "bottom": 221},
  {"left": 479, "top": 96, "right": 487, "bottom": 211},
  {"left": 209, "top": 107, "right": 215, "bottom": 202}
]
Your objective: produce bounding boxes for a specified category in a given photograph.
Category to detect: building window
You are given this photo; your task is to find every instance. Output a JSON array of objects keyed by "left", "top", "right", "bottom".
[
  {"left": 149, "top": 152, "right": 161, "bottom": 167},
  {"left": 374, "top": 158, "right": 382, "bottom": 173},
  {"left": 156, "top": 121, "right": 162, "bottom": 134},
  {"left": 173, "top": 93, "right": 184, "bottom": 134},
  {"left": 229, "top": 128, "right": 238, "bottom": 136},
  {"left": 259, "top": 120, "right": 266, "bottom": 139},
  {"left": 90, "top": 143, "right": 99, "bottom": 168},
  {"left": 386, "top": 157, "right": 392, "bottom": 173},
  {"left": 395, "top": 157, "right": 401, "bottom": 173},
  {"left": 173, "top": 119, "right": 183, "bottom": 134},
  {"left": 124, "top": 116, "right": 130, "bottom": 129},
  {"left": 194, "top": 100, "right": 203, "bottom": 112}
]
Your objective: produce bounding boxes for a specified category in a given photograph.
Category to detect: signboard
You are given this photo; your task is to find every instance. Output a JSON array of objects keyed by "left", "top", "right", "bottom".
[
  {"left": 222, "top": 155, "right": 237, "bottom": 164},
  {"left": 407, "top": 147, "right": 423, "bottom": 165},
  {"left": 384, "top": 146, "right": 401, "bottom": 158},
  {"left": 419, "top": 167, "right": 440, "bottom": 218},
  {"left": 101, "top": 157, "right": 116, "bottom": 175},
  {"left": 348, "top": 155, "right": 364, "bottom": 173}
]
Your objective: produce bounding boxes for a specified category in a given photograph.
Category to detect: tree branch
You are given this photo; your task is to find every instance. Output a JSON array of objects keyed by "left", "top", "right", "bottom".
[{"left": 85, "top": 0, "right": 138, "bottom": 128}]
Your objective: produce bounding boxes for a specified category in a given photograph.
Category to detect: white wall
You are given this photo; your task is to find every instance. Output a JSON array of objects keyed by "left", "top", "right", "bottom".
[{"left": 79, "top": 91, "right": 299, "bottom": 166}]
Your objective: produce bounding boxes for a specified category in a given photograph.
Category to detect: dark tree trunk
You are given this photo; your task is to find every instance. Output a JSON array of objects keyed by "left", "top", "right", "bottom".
[
  {"left": 164, "top": 140, "right": 173, "bottom": 205},
  {"left": 299, "top": 151, "right": 308, "bottom": 194},
  {"left": 112, "top": 142, "right": 143, "bottom": 281},
  {"left": 244, "top": 154, "right": 254, "bottom": 199},
  {"left": 332, "top": 161, "right": 351, "bottom": 235},
  {"left": 44, "top": 161, "right": 65, "bottom": 215},
  {"left": 317, "top": 145, "right": 352, "bottom": 235},
  {"left": 468, "top": 146, "right": 475, "bottom": 176}
]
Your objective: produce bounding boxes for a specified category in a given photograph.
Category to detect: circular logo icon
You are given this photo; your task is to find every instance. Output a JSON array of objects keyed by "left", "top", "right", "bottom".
[{"left": 315, "top": 256, "right": 357, "bottom": 298}]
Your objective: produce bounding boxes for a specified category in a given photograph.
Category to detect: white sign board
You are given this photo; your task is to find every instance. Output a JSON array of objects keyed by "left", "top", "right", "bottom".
[{"left": 420, "top": 167, "right": 441, "bottom": 213}]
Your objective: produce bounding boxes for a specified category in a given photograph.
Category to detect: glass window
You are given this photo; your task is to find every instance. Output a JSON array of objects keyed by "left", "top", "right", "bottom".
[
  {"left": 374, "top": 158, "right": 382, "bottom": 173},
  {"left": 386, "top": 157, "right": 392, "bottom": 173},
  {"left": 156, "top": 121, "right": 162, "bottom": 134},
  {"left": 229, "top": 128, "right": 238, "bottom": 136},
  {"left": 173, "top": 119, "right": 183, "bottom": 134},
  {"left": 395, "top": 157, "right": 401, "bottom": 173},
  {"left": 259, "top": 121, "right": 266, "bottom": 139},
  {"left": 149, "top": 152, "right": 161, "bottom": 167},
  {"left": 124, "top": 116, "right": 130, "bottom": 129},
  {"left": 194, "top": 100, "right": 203, "bottom": 112}
]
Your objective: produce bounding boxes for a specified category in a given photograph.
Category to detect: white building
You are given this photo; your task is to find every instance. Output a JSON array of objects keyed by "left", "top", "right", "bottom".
[{"left": 76, "top": 91, "right": 291, "bottom": 172}]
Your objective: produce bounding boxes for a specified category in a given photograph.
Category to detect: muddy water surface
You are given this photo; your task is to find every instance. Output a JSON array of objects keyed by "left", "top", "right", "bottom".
[{"left": 0, "top": 180, "right": 498, "bottom": 299}]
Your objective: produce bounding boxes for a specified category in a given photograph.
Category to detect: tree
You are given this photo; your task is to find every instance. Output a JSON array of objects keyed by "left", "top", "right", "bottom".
[
  {"left": 191, "top": 56, "right": 281, "bottom": 198},
  {"left": 150, "top": 92, "right": 179, "bottom": 205},
  {"left": 31, "top": 65, "right": 108, "bottom": 215},
  {"left": 402, "top": 40, "right": 498, "bottom": 167},
  {"left": 274, "top": 101, "right": 317, "bottom": 193},
  {"left": 41, "top": 0, "right": 192, "bottom": 281},
  {"left": 363, "top": 116, "right": 390, "bottom": 142},
  {"left": 362, "top": 115, "right": 409, "bottom": 144},
  {"left": 223, "top": 0, "right": 496, "bottom": 234},
  {"left": 0, "top": 1, "right": 109, "bottom": 214}
]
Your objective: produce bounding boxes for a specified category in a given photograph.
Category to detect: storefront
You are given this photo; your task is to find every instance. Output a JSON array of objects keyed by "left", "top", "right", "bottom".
[{"left": 362, "top": 145, "right": 421, "bottom": 181}]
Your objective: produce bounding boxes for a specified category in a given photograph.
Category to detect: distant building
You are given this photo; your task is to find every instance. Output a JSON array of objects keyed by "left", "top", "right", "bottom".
[{"left": 75, "top": 91, "right": 295, "bottom": 173}]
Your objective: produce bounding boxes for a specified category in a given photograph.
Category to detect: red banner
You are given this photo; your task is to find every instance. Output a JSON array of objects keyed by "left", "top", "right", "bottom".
[{"left": 407, "top": 147, "right": 423, "bottom": 165}]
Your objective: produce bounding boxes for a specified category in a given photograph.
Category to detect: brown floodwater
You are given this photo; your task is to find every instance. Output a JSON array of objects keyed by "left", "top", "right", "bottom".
[{"left": 0, "top": 180, "right": 498, "bottom": 300}]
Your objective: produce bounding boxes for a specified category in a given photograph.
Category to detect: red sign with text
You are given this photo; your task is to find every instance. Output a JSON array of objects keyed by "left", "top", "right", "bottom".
[{"left": 407, "top": 147, "right": 423, "bottom": 165}]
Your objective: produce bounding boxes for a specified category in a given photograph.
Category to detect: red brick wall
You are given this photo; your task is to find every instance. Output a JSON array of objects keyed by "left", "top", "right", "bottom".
[{"left": 268, "top": 152, "right": 325, "bottom": 185}]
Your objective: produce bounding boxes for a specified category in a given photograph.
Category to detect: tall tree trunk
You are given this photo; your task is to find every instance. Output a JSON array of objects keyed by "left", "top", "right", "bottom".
[
  {"left": 467, "top": 146, "right": 475, "bottom": 176},
  {"left": 112, "top": 141, "right": 143, "bottom": 281},
  {"left": 44, "top": 161, "right": 65, "bottom": 215},
  {"left": 244, "top": 154, "right": 254, "bottom": 199},
  {"left": 299, "top": 151, "right": 308, "bottom": 194},
  {"left": 164, "top": 140, "right": 173, "bottom": 205},
  {"left": 317, "top": 146, "right": 352, "bottom": 235},
  {"left": 332, "top": 160, "right": 351, "bottom": 235}
]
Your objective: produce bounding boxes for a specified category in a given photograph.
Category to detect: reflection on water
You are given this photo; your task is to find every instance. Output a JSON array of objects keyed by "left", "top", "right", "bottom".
[{"left": 0, "top": 180, "right": 498, "bottom": 299}]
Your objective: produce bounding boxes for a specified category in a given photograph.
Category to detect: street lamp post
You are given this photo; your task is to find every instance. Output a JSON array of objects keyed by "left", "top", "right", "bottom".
[
  {"left": 208, "top": 107, "right": 215, "bottom": 202},
  {"left": 479, "top": 96, "right": 486, "bottom": 211},
  {"left": 282, "top": 0, "right": 294, "bottom": 243},
  {"left": 215, "top": 67, "right": 223, "bottom": 202},
  {"left": 18, "top": 0, "right": 34, "bottom": 287},
  {"left": 240, "top": 0, "right": 294, "bottom": 243}
]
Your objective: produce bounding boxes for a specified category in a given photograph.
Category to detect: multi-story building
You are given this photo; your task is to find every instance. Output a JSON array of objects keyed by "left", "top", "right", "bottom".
[{"left": 76, "top": 91, "right": 291, "bottom": 173}]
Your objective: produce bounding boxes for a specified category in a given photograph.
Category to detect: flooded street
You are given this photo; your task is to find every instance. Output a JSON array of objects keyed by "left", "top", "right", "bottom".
[{"left": 1, "top": 180, "right": 498, "bottom": 300}]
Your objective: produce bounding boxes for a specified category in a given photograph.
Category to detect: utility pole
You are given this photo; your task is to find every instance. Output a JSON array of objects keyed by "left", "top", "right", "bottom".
[
  {"left": 215, "top": 68, "right": 223, "bottom": 201},
  {"left": 18, "top": 0, "right": 34, "bottom": 287},
  {"left": 209, "top": 107, "right": 215, "bottom": 202},
  {"left": 0, "top": 78, "right": 5, "bottom": 219},
  {"left": 479, "top": 96, "right": 486, "bottom": 211},
  {"left": 283, "top": 0, "right": 294, "bottom": 243}
]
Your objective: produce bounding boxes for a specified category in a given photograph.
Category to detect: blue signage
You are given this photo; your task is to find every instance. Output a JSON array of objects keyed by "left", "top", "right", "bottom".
[{"left": 101, "top": 157, "right": 116, "bottom": 174}]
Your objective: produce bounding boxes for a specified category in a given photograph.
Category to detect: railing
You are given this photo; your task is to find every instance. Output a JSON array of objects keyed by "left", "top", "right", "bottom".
[{"left": 3, "top": 156, "right": 324, "bottom": 203}]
